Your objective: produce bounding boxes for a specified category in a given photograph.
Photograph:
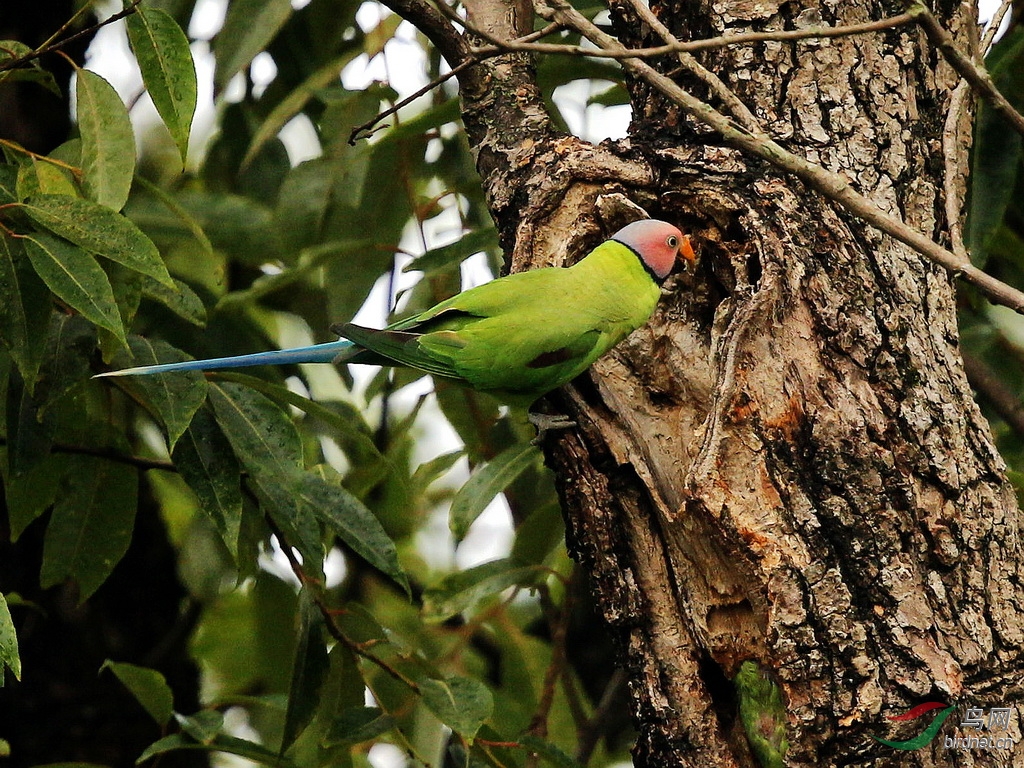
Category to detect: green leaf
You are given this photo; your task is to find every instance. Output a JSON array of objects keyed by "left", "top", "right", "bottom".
[
  {"left": 76, "top": 69, "right": 135, "bottom": 211},
  {"left": 208, "top": 381, "right": 302, "bottom": 474},
  {"left": 0, "top": 163, "right": 18, "bottom": 204},
  {"left": 111, "top": 337, "right": 208, "bottom": 448},
  {"left": 22, "top": 194, "right": 173, "bottom": 287},
  {"left": 0, "top": 592, "right": 20, "bottom": 684},
  {"left": 403, "top": 228, "right": 499, "bottom": 275},
  {"left": 589, "top": 82, "right": 629, "bottom": 107},
  {"left": 5, "top": 455, "right": 64, "bottom": 541},
  {"left": 302, "top": 469, "right": 409, "bottom": 594},
  {"left": 133, "top": 175, "right": 215, "bottom": 260},
  {"left": 36, "top": 313, "right": 96, "bottom": 410},
  {"left": 176, "top": 709, "right": 225, "bottom": 742},
  {"left": 213, "top": 0, "right": 293, "bottom": 93},
  {"left": 536, "top": 52, "right": 622, "bottom": 95},
  {"left": 373, "top": 96, "right": 461, "bottom": 145},
  {"left": 324, "top": 706, "right": 394, "bottom": 746},
  {"left": 22, "top": 232, "right": 126, "bottom": 343},
  {"left": 517, "top": 735, "right": 585, "bottom": 768},
  {"left": 101, "top": 264, "right": 142, "bottom": 352},
  {"left": 280, "top": 591, "right": 329, "bottom": 754},
  {"left": 6, "top": 360, "right": 52, "bottom": 474},
  {"left": 242, "top": 51, "right": 361, "bottom": 169},
  {"left": 101, "top": 660, "right": 174, "bottom": 726},
  {"left": 969, "top": 28, "right": 1024, "bottom": 264},
  {"left": 40, "top": 455, "right": 137, "bottom": 602},
  {"left": 138, "top": 732, "right": 298, "bottom": 766},
  {"left": 212, "top": 371, "right": 385, "bottom": 467},
  {"left": 422, "top": 558, "right": 540, "bottom": 622},
  {"left": 449, "top": 443, "right": 541, "bottom": 541},
  {"left": 126, "top": 6, "right": 197, "bottom": 164},
  {"left": 152, "top": 190, "right": 277, "bottom": 268},
  {"left": 510, "top": 501, "right": 564, "bottom": 566},
  {"left": 411, "top": 449, "right": 464, "bottom": 492},
  {"left": 172, "top": 404, "right": 243, "bottom": 559},
  {"left": 0, "top": 40, "right": 59, "bottom": 93},
  {"left": 141, "top": 276, "right": 207, "bottom": 327},
  {"left": 208, "top": 382, "right": 323, "bottom": 571},
  {"left": 16, "top": 156, "right": 79, "bottom": 198},
  {"left": 420, "top": 675, "right": 493, "bottom": 740},
  {"left": 0, "top": 234, "right": 51, "bottom": 384},
  {"left": 273, "top": 159, "right": 335, "bottom": 252}
]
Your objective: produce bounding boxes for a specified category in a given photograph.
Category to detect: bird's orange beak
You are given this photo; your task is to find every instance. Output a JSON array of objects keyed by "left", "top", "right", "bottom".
[{"left": 679, "top": 234, "right": 696, "bottom": 266}]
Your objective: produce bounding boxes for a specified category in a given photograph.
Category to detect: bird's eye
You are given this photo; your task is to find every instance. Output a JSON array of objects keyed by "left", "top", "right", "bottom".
[{"left": 667, "top": 235, "right": 679, "bottom": 248}]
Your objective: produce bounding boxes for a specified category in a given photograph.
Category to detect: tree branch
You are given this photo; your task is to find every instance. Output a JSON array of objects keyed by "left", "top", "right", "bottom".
[
  {"left": 0, "top": 438, "right": 176, "bottom": 472},
  {"left": 460, "top": 11, "right": 917, "bottom": 59},
  {"left": 263, "top": 514, "right": 422, "bottom": 693},
  {"left": 576, "top": 668, "right": 628, "bottom": 765},
  {"left": 379, "top": 0, "right": 472, "bottom": 70},
  {"left": 614, "top": 0, "right": 759, "bottom": 131},
  {"left": 540, "top": 0, "right": 1024, "bottom": 315},
  {"left": 523, "top": 581, "right": 574, "bottom": 768},
  {"left": 349, "top": 20, "right": 563, "bottom": 143},
  {"left": 0, "top": 0, "right": 142, "bottom": 76},
  {"left": 963, "top": 350, "right": 1024, "bottom": 443},
  {"left": 910, "top": 1, "right": 1024, "bottom": 139},
  {"left": 942, "top": 79, "right": 972, "bottom": 261}
]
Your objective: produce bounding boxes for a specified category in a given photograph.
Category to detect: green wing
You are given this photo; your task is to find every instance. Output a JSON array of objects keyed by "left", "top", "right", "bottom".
[
  {"left": 335, "top": 322, "right": 467, "bottom": 381},
  {"left": 331, "top": 241, "right": 661, "bottom": 402}
]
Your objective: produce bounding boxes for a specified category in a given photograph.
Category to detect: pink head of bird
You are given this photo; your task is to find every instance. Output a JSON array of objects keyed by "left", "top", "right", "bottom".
[{"left": 612, "top": 219, "right": 694, "bottom": 280}]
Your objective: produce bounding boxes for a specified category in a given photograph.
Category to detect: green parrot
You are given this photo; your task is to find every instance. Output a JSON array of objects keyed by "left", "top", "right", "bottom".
[
  {"left": 97, "top": 219, "right": 691, "bottom": 410},
  {"left": 734, "top": 660, "right": 789, "bottom": 768}
]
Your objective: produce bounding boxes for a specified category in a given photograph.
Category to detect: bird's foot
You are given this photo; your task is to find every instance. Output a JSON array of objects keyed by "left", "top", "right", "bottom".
[{"left": 528, "top": 412, "right": 577, "bottom": 445}]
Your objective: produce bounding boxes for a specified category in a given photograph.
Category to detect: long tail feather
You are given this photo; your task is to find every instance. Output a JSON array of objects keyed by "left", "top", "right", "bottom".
[{"left": 94, "top": 339, "right": 355, "bottom": 378}]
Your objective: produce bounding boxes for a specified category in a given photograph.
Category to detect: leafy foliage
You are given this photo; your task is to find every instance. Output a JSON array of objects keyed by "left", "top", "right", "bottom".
[
  {"left": 0, "top": 1, "right": 606, "bottom": 766},
  {"left": 963, "top": 25, "right": 1024, "bottom": 484},
  {"left": 2, "top": 1, "right": 1022, "bottom": 766}
]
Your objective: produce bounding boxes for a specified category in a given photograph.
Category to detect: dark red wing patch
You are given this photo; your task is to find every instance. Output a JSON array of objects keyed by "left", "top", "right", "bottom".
[{"left": 526, "top": 347, "right": 574, "bottom": 369}]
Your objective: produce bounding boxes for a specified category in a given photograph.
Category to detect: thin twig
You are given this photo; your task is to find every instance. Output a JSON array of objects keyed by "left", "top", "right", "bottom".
[
  {"left": 349, "top": 61, "right": 468, "bottom": 143},
  {"left": 576, "top": 667, "right": 628, "bottom": 765},
  {"left": 55, "top": 442, "right": 175, "bottom": 471},
  {"left": 0, "top": 438, "right": 176, "bottom": 471},
  {"left": 264, "top": 514, "right": 422, "bottom": 692},
  {"left": 525, "top": 580, "right": 574, "bottom": 767},
  {"left": 463, "top": 11, "right": 916, "bottom": 60},
  {"left": 962, "top": 350, "right": 1024, "bottom": 441},
  {"left": 942, "top": 79, "right": 971, "bottom": 261},
  {"left": 541, "top": 0, "right": 1024, "bottom": 315},
  {"left": 356, "top": 8, "right": 915, "bottom": 142},
  {"left": 938, "top": 0, "right": 1013, "bottom": 262},
  {"left": 0, "top": 0, "right": 142, "bottom": 75},
  {"left": 0, "top": 138, "right": 84, "bottom": 180},
  {"left": 349, "top": 19, "right": 564, "bottom": 143},
  {"left": 910, "top": 1, "right": 1024, "bottom": 139},
  {"left": 616, "top": 0, "right": 759, "bottom": 131},
  {"left": 433, "top": 2, "right": 561, "bottom": 49},
  {"left": 380, "top": 0, "right": 472, "bottom": 69},
  {"left": 980, "top": 0, "right": 1014, "bottom": 51}
]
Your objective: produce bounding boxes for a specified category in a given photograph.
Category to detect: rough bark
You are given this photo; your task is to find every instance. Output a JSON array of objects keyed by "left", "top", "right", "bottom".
[{"left": 390, "top": 0, "right": 1024, "bottom": 764}]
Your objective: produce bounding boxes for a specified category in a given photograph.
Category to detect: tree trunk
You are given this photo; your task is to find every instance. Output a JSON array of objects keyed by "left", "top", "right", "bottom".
[{"left": 391, "top": 0, "right": 1024, "bottom": 764}]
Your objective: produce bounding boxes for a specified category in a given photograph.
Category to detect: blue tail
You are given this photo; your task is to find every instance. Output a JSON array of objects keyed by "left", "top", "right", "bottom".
[{"left": 94, "top": 339, "right": 355, "bottom": 378}]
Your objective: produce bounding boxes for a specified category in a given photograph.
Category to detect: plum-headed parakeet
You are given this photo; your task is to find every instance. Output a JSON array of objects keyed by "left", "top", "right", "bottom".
[
  {"left": 735, "top": 660, "right": 789, "bottom": 768},
  {"left": 97, "top": 219, "right": 692, "bottom": 407}
]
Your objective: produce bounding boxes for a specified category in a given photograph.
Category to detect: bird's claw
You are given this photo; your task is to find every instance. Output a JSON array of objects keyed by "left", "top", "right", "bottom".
[{"left": 528, "top": 412, "right": 577, "bottom": 444}]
